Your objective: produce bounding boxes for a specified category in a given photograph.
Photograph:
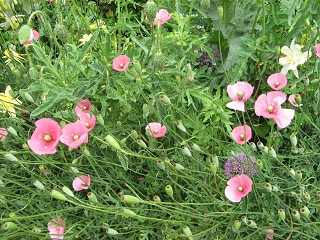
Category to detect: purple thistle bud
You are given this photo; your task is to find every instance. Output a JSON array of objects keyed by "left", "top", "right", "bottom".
[{"left": 224, "top": 152, "right": 257, "bottom": 178}]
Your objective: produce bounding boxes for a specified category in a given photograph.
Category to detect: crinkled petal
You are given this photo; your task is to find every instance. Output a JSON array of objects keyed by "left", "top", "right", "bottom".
[
  {"left": 274, "top": 109, "right": 295, "bottom": 128},
  {"left": 226, "top": 101, "right": 245, "bottom": 112}
]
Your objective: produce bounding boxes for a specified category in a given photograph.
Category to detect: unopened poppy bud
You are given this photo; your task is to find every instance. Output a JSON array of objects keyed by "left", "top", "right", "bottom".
[
  {"left": 256, "top": 159, "right": 263, "bottom": 170},
  {"left": 257, "top": 141, "right": 264, "bottom": 150},
  {"left": 62, "top": 186, "right": 75, "bottom": 197},
  {"left": 295, "top": 170, "right": 302, "bottom": 181},
  {"left": 121, "top": 195, "right": 141, "bottom": 204},
  {"left": 290, "top": 133, "right": 297, "bottom": 146},
  {"left": 153, "top": 195, "right": 161, "bottom": 202},
  {"left": 133, "top": 60, "right": 142, "bottom": 74},
  {"left": 157, "top": 160, "right": 165, "bottom": 170},
  {"left": 261, "top": 146, "right": 268, "bottom": 154},
  {"left": 294, "top": 94, "right": 302, "bottom": 104},
  {"left": 176, "top": 122, "right": 186, "bottom": 132},
  {"left": 300, "top": 206, "right": 310, "bottom": 218},
  {"left": 217, "top": 6, "right": 223, "bottom": 19},
  {"left": 96, "top": 114, "right": 104, "bottom": 125},
  {"left": 50, "top": 190, "right": 68, "bottom": 201},
  {"left": 159, "top": 94, "right": 171, "bottom": 104},
  {"left": 275, "top": 45, "right": 280, "bottom": 55},
  {"left": 234, "top": 220, "right": 241, "bottom": 231},
  {"left": 173, "top": 163, "right": 185, "bottom": 170},
  {"left": 278, "top": 209, "right": 285, "bottom": 221},
  {"left": 7, "top": 126, "right": 17, "bottom": 136},
  {"left": 106, "top": 228, "right": 119, "bottom": 235},
  {"left": 211, "top": 154, "right": 219, "bottom": 167},
  {"left": 181, "top": 146, "right": 192, "bottom": 157},
  {"left": 247, "top": 220, "right": 257, "bottom": 228},
  {"left": 4, "top": 153, "right": 18, "bottom": 162},
  {"left": 182, "top": 225, "right": 193, "bottom": 239},
  {"left": 122, "top": 208, "right": 136, "bottom": 217},
  {"left": 165, "top": 185, "right": 173, "bottom": 198},
  {"left": 3, "top": 222, "right": 17, "bottom": 230},
  {"left": 144, "top": 0, "right": 157, "bottom": 24},
  {"left": 241, "top": 215, "right": 247, "bottom": 224},
  {"left": 304, "top": 193, "right": 310, "bottom": 202},
  {"left": 291, "top": 210, "right": 300, "bottom": 221},
  {"left": 33, "top": 180, "right": 45, "bottom": 190},
  {"left": 249, "top": 142, "right": 257, "bottom": 151},
  {"left": 105, "top": 135, "right": 122, "bottom": 151},
  {"left": 18, "top": 25, "right": 32, "bottom": 44},
  {"left": 269, "top": 147, "right": 276, "bottom": 158},
  {"left": 210, "top": 163, "right": 217, "bottom": 175},
  {"left": 289, "top": 168, "right": 296, "bottom": 178},
  {"left": 190, "top": 143, "right": 201, "bottom": 151},
  {"left": 265, "top": 183, "right": 272, "bottom": 192},
  {"left": 87, "top": 192, "right": 98, "bottom": 203},
  {"left": 137, "top": 139, "right": 147, "bottom": 148}
]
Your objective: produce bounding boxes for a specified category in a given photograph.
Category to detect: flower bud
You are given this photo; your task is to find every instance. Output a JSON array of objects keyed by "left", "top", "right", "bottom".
[
  {"left": 33, "top": 180, "right": 45, "bottom": 190},
  {"left": 105, "top": 135, "right": 122, "bottom": 151},
  {"left": 3, "top": 222, "right": 17, "bottom": 229},
  {"left": 4, "top": 153, "right": 18, "bottom": 162},
  {"left": 300, "top": 206, "right": 310, "bottom": 218},
  {"left": 210, "top": 163, "right": 217, "bottom": 175},
  {"left": 275, "top": 45, "right": 280, "bottom": 55},
  {"left": 176, "top": 122, "right": 186, "bottom": 132},
  {"left": 87, "top": 192, "right": 98, "bottom": 203},
  {"left": 96, "top": 114, "right": 105, "bottom": 125},
  {"left": 173, "top": 163, "right": 185, "bottom": 170},
  {"left": 182, "top": 225, "right": 193, "bottom": 239},
  {"left": 153, "top": 195, "right": 161, "bottom": 202},
  {"left": 295, "top": 170, "right": 302, "bottom": 181},
  {"left": 190, "top": 143, "right": 201, "bottom": 151},
  {"left": 62, "top": 186, "right": 75, "bottom": 197},
  {"left": 304, "top": 193, "right": 310, "bottom": 202},
  {"left": 249, "top": 142, "right": 257, "bottom": 151},
  {"left": 137, "top": 139, "right": 147, "bottom": 148},
  {"left": 157, "top": 160, "right": 165, "bottom": 170},
  {"left": 106, "top": 228, "right": 119, "bottom": 235},
  {"left": 7, "top": 126, "right": 18, "bottom": 136},
  {"left": 247, "top": 220, "right": 257, "bottom": 228},
  {"left": 54, "top": 23, "right": 69, "bottom": 43},
  {"left": 291, "top": 210, "right": 300, "bottom": 221},
  {"left": 144, "top": 0, "right": 157, "bottom": 24},
  {"left": 265, "top": 183, "right": 272, "bottom": 192},
  {"left": 18, "top": 25, "right": 32, "bottom": 44},
  {"left": 256, "top": 159, "right": 263, "bottom": 170},
  {"left": 50, "top": 190, "right": 68, "bottom": 201},
  {"left": 165, "top": 185, "right": 173, "bottom": 198},
  {"left": 269, "top": 147, "right": 276, "bottom": 158},
  {"left": 181, "top": 146, "right": 192, "bottom": 157},
  {"left": 290, "top": 133, "right": 297, "bottom": 146},
  {"left": 121, "top": 195, "right": 141, "bottom": 204},
  {"left": 159, "top": 94, "right": 171, "bottom": 104},
  {"left": 122, "top": 208, "right": 136, "bottom": 217},
  {"left": 257, "top": 141, "right": 264, "bottom": 150},
  {"left": 217, "top": 6, "right": 223, "bottom": 19}
]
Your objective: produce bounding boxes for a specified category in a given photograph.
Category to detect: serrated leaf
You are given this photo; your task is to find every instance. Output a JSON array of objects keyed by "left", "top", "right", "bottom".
[
  {"left": 117, "top": 151, "right": 128, "bottom": 171},
  {"left": 31, "top": 95, "right": 59, "bottom": 117},
  {"left": 90, "top": 63, "right": 105, "bottom": 74},
  {"left": 130, "top": 35, "right": 148, "bottom": 54}
]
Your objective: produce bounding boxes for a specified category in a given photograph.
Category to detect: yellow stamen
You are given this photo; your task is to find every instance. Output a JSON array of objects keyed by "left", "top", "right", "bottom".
[
  {"left": 239, "top": 133, "right": 245, "bottom": 140},
  {"left": 73, "top": 135, "right": 79, "bottom": 140},
  {"left": 153, "top": 130, "right": 159, "bottom": 134},
  {"left": 238, "top": 186, "right": 243, "bottom": 192},
  {"left": 274, "top": 81, "right": 280, "bottom": 87},
  {"left": 119, "top": 63, "right": 125, "bottom": 69},
  {"left": 43, "top": 134, "right": 52, "bottom": 141},
  {"left": 85, "top": 122, "right": 90, "bottom": 128},
  {"left": 267, "top": 105, "right": 274, "bottom": 113},
  {"left": 237, "top": 91, "right": 244, "bottom": 100}
]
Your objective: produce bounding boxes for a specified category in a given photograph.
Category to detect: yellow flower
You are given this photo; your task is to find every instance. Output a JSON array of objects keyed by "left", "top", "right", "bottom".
[
  {"left": 79, "top": 34, "right": 93, "bottom": 46},
  {"left": 2, "top": 48, "right": 26, "bottom": 65},
  {"left": 0, "top": 86, "right": 22, "bottom": 117},
  {"left": 0, "top": 13, "right": 24, "bottom": 30},
  {"left": 89, "top": 19, "right": 107, "bottom": 32}
]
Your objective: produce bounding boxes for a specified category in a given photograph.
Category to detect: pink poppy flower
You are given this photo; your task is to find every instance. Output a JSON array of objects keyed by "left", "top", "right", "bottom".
[
  {"left": 23, "top": 30, "right": 39, "bottom": 46},
  {"left": 76, "top": 113, "right": 96, "bottom": 132},
  {"left": 28, "top": 118, "right": 62, "bottom": 155},
  {"left": 231, "top": 125, "right": 252, "bottom": 145},
  {"left": 316, "top": 44, "right": 320, "bottom": 58},
  {"left": 288, "top": 94, "right": 303, "bottom": 107},
  {"left": 266, "top": 228, "right": 274, "bottom": 240},
  {"left": 226, "top": 82, "right": 254, "bottom": 112},
  {"left": 153, "top": 9, "right": 172, "bottom": 26},
  {"left": 225, "top": 174, "right": 252, "bottom": 202},
  {"left": 267, "top": 73, "right": 287, "bottom": 90},
  {"left": 254, "top": 91, "right": 295, "bottom": 128},
  {"left": 72, "top": 175, "right": 91, "bottom": 191},
  {"left": 75, "top": 99, "right": 91, "bottom": 117},
  {"left": 0, "top": 128, "right": 8, "bottom": 141},
  {"left": 47, "top": 216, "right": 65, "bottom": 239},
  {"left": 112, "top": 55, "right": 130, "bottom": 72},
  {"left": 145, "top": 122, "right": 167, "bottom": 138},
  {"left": 60, "top": 122, "right": 88, "bottom": 148}
]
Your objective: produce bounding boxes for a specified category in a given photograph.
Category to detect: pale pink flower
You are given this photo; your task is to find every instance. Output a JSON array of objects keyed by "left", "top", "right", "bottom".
[
  {"left": 23, "top": 30, "right": 39, "bottom": 46},
  {"left": 267, "top": 73, "right": 287, "bottom": 90},
  {"left": 75, "top": 99, "right": 91, "bottom": 116},
  {"left": 315, "top": 44, "right": 320, "bottom": 58},
  {"left": 231, "top": 125, "right": 252, "bottom": 145},
  {"left": 266, "top": 228, "right": 274, "bottom": 240},
  {"left": 225, "top": 174, "right": 252, "bottom": 202},
  {"left": 153, "top": 9, "right": 172, "bottom": 26},
  {"left": 288, "top": 94, "right": 303, "bottom": 107},
  {"left": 60, "top": 122, "right": 88, "bottom": 148},
  {"left": 145, "top": 122, "right": 167, "bottom": 138},
  {"left": 255, "top": 91, "right": 295, "bottom": 128},
  {"left": 28, "top": 118, "right": 62, "bottom": 155},
  {"left": 72, "top": 175, "right": 91, "bottom": 191},
  {"left": 112, "top": 55, "right": 130, "bottom": 72},
  {"left": 76, "top": 113, "right": 96, "bottom": 132},
  {"left": 0, "top": 128, "right": 8, "bottom": 141},
  {"left": 226, "top": 82, "right": 254, "bottom": 112},
  {"left": 47, "top": 216, "right": 65, "bottom": 239}
]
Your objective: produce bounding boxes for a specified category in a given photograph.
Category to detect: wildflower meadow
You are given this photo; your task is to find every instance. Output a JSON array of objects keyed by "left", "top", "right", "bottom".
[{"left": 1, "top": 0, "right": 320, "bottom": 239}]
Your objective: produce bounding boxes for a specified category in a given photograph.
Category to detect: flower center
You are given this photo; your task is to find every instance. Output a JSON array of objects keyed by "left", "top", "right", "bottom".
[
  {"left": 238, "top": 186, "right": 243, "bottom": 192},
  {"left": 43, "top": 134, "right": 52, "bottom": 141},
  {"left": 119, "top": 63, "right": 125, "bottom": 69},
  {"left": 85, "top": 122, "right": 90, "bottom": 128},
  {"left": 73, "top": 135, "right": 79, "bottom": 140},
  {"left": 237, "top": 91, "right": 244, "bottom": 100},
  {"left": 82, "top": 181, "right": 88, "bottom": 186},
  {"left": 287, "top": 56, "right": 294, "bottom": 63},
  {"left": 267, "top": 105, "right": 274, "bottom": 113},
  {"left": 239, "top": 133, "right": 245, "bottom": 140},
  {"left": 274, "top": 81, "right": 280, "bottom": 88},
  {"left": 82, "top": 106, "right": 87, "bottom": 110},
  {"left": 153, "top": 130, "right": 159, "bottom": 134}
]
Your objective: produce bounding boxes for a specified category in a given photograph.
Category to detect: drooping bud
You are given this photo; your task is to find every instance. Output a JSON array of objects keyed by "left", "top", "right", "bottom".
[
  {"left": 176, "top": 122, "right": 186, "bottom": 132},
  {"left": 50, "top": 190, "right": 68, "bottom": 201},
  {"left": 249, "top": 142, "right": 257, "bottom": 151},
  {"left": 96, "top": 114, "right": 105, "bottom": 125},
  {"left": 300, "top": 206, "right": 310, "bottom": 218},
  {"left": 181, "top": 146, "right": 192, "bottom": 157},
  {"left": 159, "top": 94, "right": 171, "bottom": 104},
  {"left": 105, "top": 135, "right": 122, "bottom": 151},
  {"left": 106, "top": 228, "right": 119, "bottom": 235},
  {"left": 290, "top": 133, "right": 297, "bottom": 146},
  {"left": 7, "top": 126, "right": 18, "bottom": 136},
  {"left": 33, "top": 180, "right": 45, "bottom": 190},
  {"left": 18, "top": 25, "right": 32, "bottom": 44},
  {"left": 121, "top": 195, "right": 141, "bottom": 204},
  {"left": 153, "top": 195, "right": 161, "bottom": 202},
  {"left": 137, "top": 139, "right": 147, "bottom": 148},
  {"left": 295, "top": 170, "right": 302, "bottom": 181},
  {"left": 217, "top": 6, "right": 223, "bottom": 19},
  {"left": 278, "top": 209, "right": 285, "bottom": 221},
  {"left": 122, "top": 208, "right": 136, "bottom": 217},
  {"left": 165, "top": 185, "right": 173, "bottom": 198},
  {"left": 182, "top": 225, "right": 193, "bottom": 240},
  {"left": 291, "top": 210, "right": 300, "bottom": 221},
  {"left": 62, "top": 186, "right": 75, "bottom": 197},
  {"left": 87, "top": 192, "right": 98, "bottom": 203},
  {"left": 144, "top": 0, "right": 157, "bottom": 24},
  {"left": 4, "top": 153, "right": 18, "bottom": 162}
]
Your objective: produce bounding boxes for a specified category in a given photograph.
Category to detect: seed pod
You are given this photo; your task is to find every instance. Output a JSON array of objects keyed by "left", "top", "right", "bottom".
[
  {"left": 121, "top": 195, "right": 141, "bottom": 204},
  {"left": 265, "top": 183, "right": 272, "bottom": 192},
  {"left": 291, "top": 210, "right": 300, "bottom": 221},
  {"left": 290, "top": 133, "right": 297, "bottom": 146},
  {"left": 181, "top": 146, "right": 191, "bottom": 157},
  {"left": 269, "top": 147, "right": 276, "bottom": 158},
  {"left": 122, "top": 208, "right": 136, "bottom": 217},
  {"left": 50, "top": 190, "right": 68, "bottom": 201},
  {"left": 62, "top": 186, "right": 75, "bottom": 197},
  {"left": 176, "top": 122, "right": 186, "bottom": 132},
  {"left": 96, "top": 114, "right": 105, "bottom": 125},
  {"left": 3, "top": 222, "right": 17, "bottom": 230},
  {"left": 159, "top": 94, "right": 171, "bottom": 104},
  {"left": 4, "top": 153, "right": 18, "bottom": 162},
  {"left": 210, "top": 163, "right": 217, "bottom": 175},
  {"left": 153, "top": 195, "right": 161, "bottom": 202},
  {"left": 300, "top": 206, "right": 310, "bottom": 218},
  {"left": 105, "top": 135, "right": 122, "bottom": 151},
  {"left": 7, "top": 126, "right": 18, "bottom": 136},
  {"left": 137, "top": 139, "right": 147, "bottom": 148},
  {"left": 295, "top": 170, "right": 302, "bottom": 181},
  {"left": 247, "top": 220, "right": 257, "bottom": 228},
  {"left": 87, "top": 192, "right": 98, "bottom": 203},
  {"left": 234, "top": 220, "right": 241, "bottom": 231},
  {"left": 157, "top": 160, "right": 165, "bottom": 170},
  {"left": 249, "top": 142, "right": 257, "bottom": 151},
  {"left": 33, "top": 180, "right": 45, "bottom": 190},
  {"left": 217, "top": 6, "right": 223, "bottom": 19},
  {"left": 182, "top": 225, "right": 193, "bottom": 240},
  {"left": 165, "top": 185, "right": 173, "bottom": 198},
  {"left": 256, "top": 159, "right": 263, "bottom": 170},
  {"left": 190, "top": 143, "right": 201, "bottom": 151},
  {"left": 106, "top": 228, "right": 119, "bottom": 235}
]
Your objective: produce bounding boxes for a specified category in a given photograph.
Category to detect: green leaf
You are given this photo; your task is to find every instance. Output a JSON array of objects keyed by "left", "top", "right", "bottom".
[
  {"left": 117, "top": 151, "right": 128, "bottom": 171},
  {"left": 30, "top": 95, "right": 59, "bottom": 117},
  {"left": 76, "top": 29, "right": 100, "bottom": 63},
  {"left": 130, "top": 35, "right": 148, "bottom": 54}
]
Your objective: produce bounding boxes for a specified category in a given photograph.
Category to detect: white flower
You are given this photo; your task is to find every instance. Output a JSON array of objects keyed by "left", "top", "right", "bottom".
[{"left": 279, "top": 38, "right": 310, "bottom": 78}]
